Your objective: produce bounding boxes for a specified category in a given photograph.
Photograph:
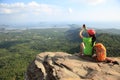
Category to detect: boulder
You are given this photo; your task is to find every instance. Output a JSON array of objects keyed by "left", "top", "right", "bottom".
[{"left": 25, "top": 52, "right": 120, "bottom": 80}]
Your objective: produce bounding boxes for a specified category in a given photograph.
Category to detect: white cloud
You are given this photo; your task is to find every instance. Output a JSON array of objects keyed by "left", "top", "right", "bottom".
[
  {"left": 68, "top": 8, "right": 73, "bottom": 13},
  {"left": 0, "top": 8, "right": 12, "bottom": 14},
  {"left": 0, "top": 2, "right": 25, "bottom": 14},
  {"left": 0, "top": 2, "right": 25, "bottom": 8},
  {"left": 70, "top": 0, "right": 107, "bottom": 5},
  {"left": 0, "top": 1, "right": 63, "bottom": 15},
  {"left": 84, "top": 0, "right": 106, "bottom": 5},
  {"left": 28, "top": 1, "right": 39, "bottom": 7}
]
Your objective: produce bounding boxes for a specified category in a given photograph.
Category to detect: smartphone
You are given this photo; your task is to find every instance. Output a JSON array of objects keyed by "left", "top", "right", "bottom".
[{"left": 83, "top": 24, "right": 86, "bottom": 28}]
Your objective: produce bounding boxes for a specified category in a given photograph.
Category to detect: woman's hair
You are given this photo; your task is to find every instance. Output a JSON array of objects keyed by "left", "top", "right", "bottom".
[{"left": 89, "top": 34, "right": 96, "bottom": 46}]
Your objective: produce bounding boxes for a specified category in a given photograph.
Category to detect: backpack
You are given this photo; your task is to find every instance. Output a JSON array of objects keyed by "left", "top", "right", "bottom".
[{"left": 94, "top": 43, "right": 106, "bottom": 61}]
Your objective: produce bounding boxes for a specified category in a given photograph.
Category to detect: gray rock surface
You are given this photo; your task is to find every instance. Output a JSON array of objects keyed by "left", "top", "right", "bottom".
[{"left": 25, "top": 52, "right": 120, "bottom": 80}]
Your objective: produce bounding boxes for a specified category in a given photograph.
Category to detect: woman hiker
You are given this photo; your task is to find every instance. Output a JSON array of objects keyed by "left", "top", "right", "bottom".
[{"left": 79, "top": 24, "right": 96, "bottom": 56}]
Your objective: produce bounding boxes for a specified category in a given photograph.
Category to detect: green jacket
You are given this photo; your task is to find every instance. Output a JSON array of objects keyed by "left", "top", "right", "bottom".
[{"left": 83, "top": 37, "right": 94, "bottom": 55}]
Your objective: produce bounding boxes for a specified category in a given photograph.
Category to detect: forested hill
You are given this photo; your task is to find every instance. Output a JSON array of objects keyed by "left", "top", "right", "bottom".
[
  {"left": 0, "top": 28, "right": 120, "bottom": 80},
  {"left": 96, "top": 28, "right": 120, "bottom": 35}
]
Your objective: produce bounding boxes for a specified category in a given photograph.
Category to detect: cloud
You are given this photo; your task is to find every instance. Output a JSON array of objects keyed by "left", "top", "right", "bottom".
[
  {"left": 0, "top": 2, "right": 25, "bottom": 14},
  {"left": 28, "top": 1, "right": 39, "bottom": 7},
  {"left": 0, "top": 8, "right": 12, "bottom": 14},
  {"left": 0, "top": 1, "right": 63, "bottom": 15},
  {"left": 0, "top": 1, "right": 69, "bottom": 23},
  {"left": 84, "top": 0, "right": 106, "bottom": 5},
  {"left": 68, "top": 8, "right": 73, "bottom": 13},
  {"left": 70, "top": 0, "right": 107, "bottom": 5}
]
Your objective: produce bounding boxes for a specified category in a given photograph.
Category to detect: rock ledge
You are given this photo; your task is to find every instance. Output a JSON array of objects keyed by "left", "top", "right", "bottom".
[{"left": 25, "top": 52, "right": 120, "bottom": 80}]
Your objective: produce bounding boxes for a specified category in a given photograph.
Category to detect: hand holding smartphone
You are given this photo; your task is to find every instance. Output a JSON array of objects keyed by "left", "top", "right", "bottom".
[{"left": 82, "top": 24, "right": 87, "bottom": 30}]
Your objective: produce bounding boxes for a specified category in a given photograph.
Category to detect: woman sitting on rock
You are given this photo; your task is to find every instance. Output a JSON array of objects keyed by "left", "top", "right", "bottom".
[{"left": 79, "top": 24, "right": 96, "bottom": 56}]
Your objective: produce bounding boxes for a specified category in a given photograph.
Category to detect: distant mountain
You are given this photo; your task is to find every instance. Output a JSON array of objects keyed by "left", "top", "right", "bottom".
[
  {"left": 1, "top": 22, "right": 120, "bottom": 34},
  {"left": 65, "top": 27, "right": 120, "bottom": 42},
  {"left": 96, "top": 28, "right": 120, "bottom": 35}
]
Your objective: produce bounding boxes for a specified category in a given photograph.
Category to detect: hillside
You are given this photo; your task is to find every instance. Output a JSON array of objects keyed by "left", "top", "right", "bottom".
[{"left": 96, "top": 28, "right": 120, "bottom": 35}]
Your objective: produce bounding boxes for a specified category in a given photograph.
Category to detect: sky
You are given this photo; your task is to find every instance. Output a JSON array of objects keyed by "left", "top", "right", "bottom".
[{"left": 0, "top": 0, "right": 120, "bottom": 24}]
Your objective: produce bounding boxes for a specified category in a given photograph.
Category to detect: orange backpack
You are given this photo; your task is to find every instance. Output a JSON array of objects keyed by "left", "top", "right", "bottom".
[{"left": 94, "top": 43, "right": 106, "bottom": 61}]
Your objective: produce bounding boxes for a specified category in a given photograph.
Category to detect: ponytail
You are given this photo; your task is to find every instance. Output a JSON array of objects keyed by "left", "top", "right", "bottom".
[
  {"left": 89, "top": 34, "right": 96, "bottom": 46},
  {"left": 92, "top": 35, "right": 96, "bottom": 46}
]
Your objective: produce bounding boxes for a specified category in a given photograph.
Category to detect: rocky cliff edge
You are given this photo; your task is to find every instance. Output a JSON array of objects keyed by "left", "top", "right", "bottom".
[{"left": 25, "top": 52, "right": 120, "bottom": 80}]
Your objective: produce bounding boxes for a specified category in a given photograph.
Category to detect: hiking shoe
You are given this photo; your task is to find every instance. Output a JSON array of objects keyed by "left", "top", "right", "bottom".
[{"left": 112, "top": 61, "right": 119, "bottom": 65}]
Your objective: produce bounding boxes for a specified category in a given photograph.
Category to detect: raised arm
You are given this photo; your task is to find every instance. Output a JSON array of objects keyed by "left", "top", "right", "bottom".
[
  {"left": 79, "top": 28, "right": 84, "bottom": 38},
  {"left": 79, "top": 24, "right": 87, "bottom": 38}
]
